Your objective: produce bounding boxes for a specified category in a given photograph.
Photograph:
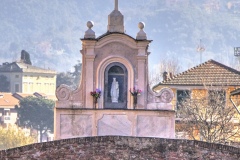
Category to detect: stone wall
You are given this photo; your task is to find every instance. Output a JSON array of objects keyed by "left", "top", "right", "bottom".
[
  {"left": 55, "top": 109, "right": 175, "bottom": 140},
  {"left": 0, "top": 136, "right": 239, "bottom": 160}
]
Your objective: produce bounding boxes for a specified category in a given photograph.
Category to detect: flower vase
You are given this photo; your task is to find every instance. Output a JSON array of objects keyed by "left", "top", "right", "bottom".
[
  {"left": 94, "top": 97, "right": 98, "bottom": 109},
  {"left": 133, "top": 95, "right": 137, "bottom": 109}
]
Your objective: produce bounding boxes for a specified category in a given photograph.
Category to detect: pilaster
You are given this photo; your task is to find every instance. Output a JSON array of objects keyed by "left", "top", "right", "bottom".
[
  {"left": 136, "top": 41, "right": 150, "bottom": 109},
  {"left": 82, "top": 40, "right": 97, "bottom": 108}
]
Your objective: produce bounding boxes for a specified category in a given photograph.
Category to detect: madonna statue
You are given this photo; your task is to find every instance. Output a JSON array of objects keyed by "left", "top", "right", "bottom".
[{"left": 111, "top": 78, "right": 119, "bottom": 103}]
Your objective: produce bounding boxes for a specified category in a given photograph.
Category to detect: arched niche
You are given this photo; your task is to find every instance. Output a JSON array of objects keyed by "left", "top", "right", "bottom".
[
  {"left": 104, "top": 62, "right": 127, "bottom": 108},
  {"left": 96, "top": 56, "right": 134, "bottom": 109}
]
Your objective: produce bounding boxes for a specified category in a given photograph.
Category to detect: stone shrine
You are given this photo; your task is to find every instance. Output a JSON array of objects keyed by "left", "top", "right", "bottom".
[{"left": 55, "top": 0, "right": 175, "bottom": 139}]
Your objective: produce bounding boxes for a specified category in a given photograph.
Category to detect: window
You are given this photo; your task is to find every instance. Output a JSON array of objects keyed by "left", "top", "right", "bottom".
[
  {"left": 45, "top": 83, "right": 49, "bottom": 93},
  {"left": 36, "top": 83, "right": 41, "bottom": 91},
  {"left": 50, "top": 83, "right": 54, "bottom": 93},
  {"left": 3, "top": 109, "right": 10, "bottom": 116},
  {"left": 15, "top": 84, "right": 19, "bottom": 92},
  {"left": 29, "top": 82, "right": 33, "bottom": 92},
  {"left": 3, "top": 109, "right": 11, "bottom": 122},
  {"left": 23, "top": 82, "right": 28, "bottom": 92},
  {"left": 176, "top": 90, "right": 190, "bottom": 110},
  {"left": 15, "top": 75, "right": 19, "bottom": 78}
]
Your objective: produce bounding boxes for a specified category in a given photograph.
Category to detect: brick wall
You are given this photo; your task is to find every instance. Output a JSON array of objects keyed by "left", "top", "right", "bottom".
[{"left": 0, "top": 136, "right": 239, "bottom": 160}]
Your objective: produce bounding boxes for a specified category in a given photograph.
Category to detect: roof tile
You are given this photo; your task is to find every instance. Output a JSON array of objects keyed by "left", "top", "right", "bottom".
[{"left": 156, "top": 59, "right": 240, "bottom": 87}]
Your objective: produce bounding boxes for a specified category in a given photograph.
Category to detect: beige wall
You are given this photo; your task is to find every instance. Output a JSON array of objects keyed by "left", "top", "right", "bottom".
[
  {"left": 0, "top": 108, "right": 18, "bottom": 126},
  {"left": 22, "top": 73, "right": 56, "bottom": 95},
  {"left": 1, "top": 72, "right": 56, "bottom": 95}
]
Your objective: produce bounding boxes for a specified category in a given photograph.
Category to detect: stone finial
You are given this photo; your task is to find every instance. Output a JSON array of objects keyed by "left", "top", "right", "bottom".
[
  {"left": 84, "top": 21, "right": 95, "bottom": 39},
  {"left": 107, "top": 0, "right": 124, "bottom": 33},
  {"left": 138, "top": 22, "right": 145, "bottom": 30},
  {"left": 87, "top": 21, "right": 94, "bottom": 28},
  {"left": 136, "top": 22, "right": 147, "bottom": 40},
  {"left": 115, "top": 0, "right": 118, "bottom": 10}
]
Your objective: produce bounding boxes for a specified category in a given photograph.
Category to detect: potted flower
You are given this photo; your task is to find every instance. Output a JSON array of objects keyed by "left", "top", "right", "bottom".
[
  {"left": 90, "top": 89, "right": 101, "bottom": 109},
  {"left": 130, "top": 88, "right": 142, "bottom": 109}
]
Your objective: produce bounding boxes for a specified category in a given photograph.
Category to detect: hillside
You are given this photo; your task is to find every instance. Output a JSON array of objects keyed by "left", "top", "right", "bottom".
[{"left": 0, "top": 0, "right": 240, "bottom": 72}]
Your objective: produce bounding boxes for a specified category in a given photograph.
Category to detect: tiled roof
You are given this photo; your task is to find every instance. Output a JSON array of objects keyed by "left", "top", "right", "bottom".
[
  {"left": 0, "top": 92, "right": 19, "bottom": 108},
  {"left": 0, "top": 62, "right": 21, "bottom": 72},
  {"left": 1, "top": 92, "right": 56, "bottom": 108},
  {"left": 13, "top": 92, "right": 57, "bottom": 101},
  {"left": 33, "top": 92, "right": 57, "bottom": 100},
  {"left": 0, "top": 62, "right": 56, "bottom": 74},
  {"left": 154, "top": 59, "right": 240, "bottom": 87},
  {"left": 12, "top": 93, "right": 34, "bottom": 100}
]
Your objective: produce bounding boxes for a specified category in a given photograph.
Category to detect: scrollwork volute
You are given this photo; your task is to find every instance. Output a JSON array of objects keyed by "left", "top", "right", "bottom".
[
  {"left": 56, "top": 84, "right": 72, "bottom": 101},
  {"left": 157, "top": 88, "right": 174, "bottom": 103},
  {"left": 147, "top": 87, "right": 174, "bottom": 104}
]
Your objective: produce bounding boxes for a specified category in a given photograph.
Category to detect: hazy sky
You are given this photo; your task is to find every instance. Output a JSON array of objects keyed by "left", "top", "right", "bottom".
[{"left": 0, "top": 0, "right": 240, "bottom": 72}]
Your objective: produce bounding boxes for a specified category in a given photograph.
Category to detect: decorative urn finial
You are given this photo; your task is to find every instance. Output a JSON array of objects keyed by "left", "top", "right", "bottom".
[
  {"left": 84, "top": 21, "right": 95, "bottom": 39},
  {"left": 136, "top": 22, "right": 147, "bottom": 40}
]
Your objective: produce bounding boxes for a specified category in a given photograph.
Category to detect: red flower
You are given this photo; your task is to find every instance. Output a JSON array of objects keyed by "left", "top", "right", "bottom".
[
  {"left": 130, "top": 88, "right": 141, "bottom": 96},
  {"left": 90, "top": 89, "right": 101, "bottom": 98}
]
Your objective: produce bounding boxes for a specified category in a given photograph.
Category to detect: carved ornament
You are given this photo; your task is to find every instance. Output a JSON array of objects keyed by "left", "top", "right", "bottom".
[{"left": 56, "top": 84, "right": 72, "bottom": 101}]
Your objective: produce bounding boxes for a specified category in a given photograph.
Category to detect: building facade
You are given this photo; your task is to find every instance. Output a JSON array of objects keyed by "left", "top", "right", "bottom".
[
  {"left": 0, "top": 61, "right": 56, "bottom": 95},
  {"left": 153, "top": 59, "right": 240, "bottom": 110},
  {"left": 0, "top": 93, "right": 18, "bottom": 126},
  {"left": 153, "top": 59, "right": 240, "bottom": 140},
  {"left": 0, "top": 52, "right": 56, "bottom": 133}
]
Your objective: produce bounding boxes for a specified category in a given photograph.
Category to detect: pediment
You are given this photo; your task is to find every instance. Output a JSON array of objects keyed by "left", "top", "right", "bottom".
[{"left": 96, "top": 32, "right": 138, "bottom": 49}]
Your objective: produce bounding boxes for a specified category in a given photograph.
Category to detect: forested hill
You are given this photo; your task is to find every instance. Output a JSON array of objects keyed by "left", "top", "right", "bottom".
[{"left": 0, "top": 0, "right": 240, "bottom": 72}]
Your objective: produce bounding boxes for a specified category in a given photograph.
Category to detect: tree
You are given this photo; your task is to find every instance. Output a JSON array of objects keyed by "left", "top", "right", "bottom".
[
  {"left": 69, "top": 60, "right": 82, "bottom": 87},
  {"left": 149, "top": 59, "right": 181, "bottom": 88},
  {"left": 56, "top": 72, "right": 74, "bottom": 88},
  {"left": 177, "top": 87, "right": 240, "bottom": 144},
  {"left": 0, "top": 125, "right": 36, "bottom": 150},
  {"left": 21, "top": 50, "right": 32, "bottom": 65},
  {"left": 56, "top": 60, "right": 82, "bottom": 89},
  {"left": 0, "top": 75, "right": 10, "bottom": 92},
  {"left": 16, "top": 96, "right": 54, "bottom": 142}
]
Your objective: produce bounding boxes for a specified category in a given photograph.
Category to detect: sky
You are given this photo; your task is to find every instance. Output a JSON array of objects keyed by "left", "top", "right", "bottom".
[{"left": 0, "top": 0, "right": 240, "bottom": 73}]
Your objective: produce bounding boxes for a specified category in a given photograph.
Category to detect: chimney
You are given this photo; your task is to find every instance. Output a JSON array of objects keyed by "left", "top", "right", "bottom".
[
  {"left": 169, "top": 72, "right": 173, "bottom": 79},
  {"left": 163, "top": 71, "right": 168, "bottom": 81}
]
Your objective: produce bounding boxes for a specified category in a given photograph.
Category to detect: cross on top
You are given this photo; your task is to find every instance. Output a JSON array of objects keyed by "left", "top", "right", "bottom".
[{"left": 115, "top": 0, "right": 118, "bottom": 10}]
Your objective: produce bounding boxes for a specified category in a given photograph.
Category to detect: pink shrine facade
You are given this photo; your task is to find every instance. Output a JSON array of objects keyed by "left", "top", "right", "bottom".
[{"left": 54, "top": 0, "right": 175, "bottom": 140}]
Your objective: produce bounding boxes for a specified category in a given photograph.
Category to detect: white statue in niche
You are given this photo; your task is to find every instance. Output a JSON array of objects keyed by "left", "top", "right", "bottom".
[{"left": 111, "top": 78, "right": 119, "bottom": 103}]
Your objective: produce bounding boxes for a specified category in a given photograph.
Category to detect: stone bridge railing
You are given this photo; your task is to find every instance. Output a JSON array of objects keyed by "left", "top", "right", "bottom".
[{"left": 0, "top": 136, "right": 239, "bottom": 159}]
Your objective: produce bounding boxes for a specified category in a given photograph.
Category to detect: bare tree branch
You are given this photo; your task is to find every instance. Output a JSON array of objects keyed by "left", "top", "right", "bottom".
[
  {"left": 177, "top": 86, "right": 240, "bottom": 144},
  {"left": 149, "top": 59, "right": 181, "bottom": 87}
]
